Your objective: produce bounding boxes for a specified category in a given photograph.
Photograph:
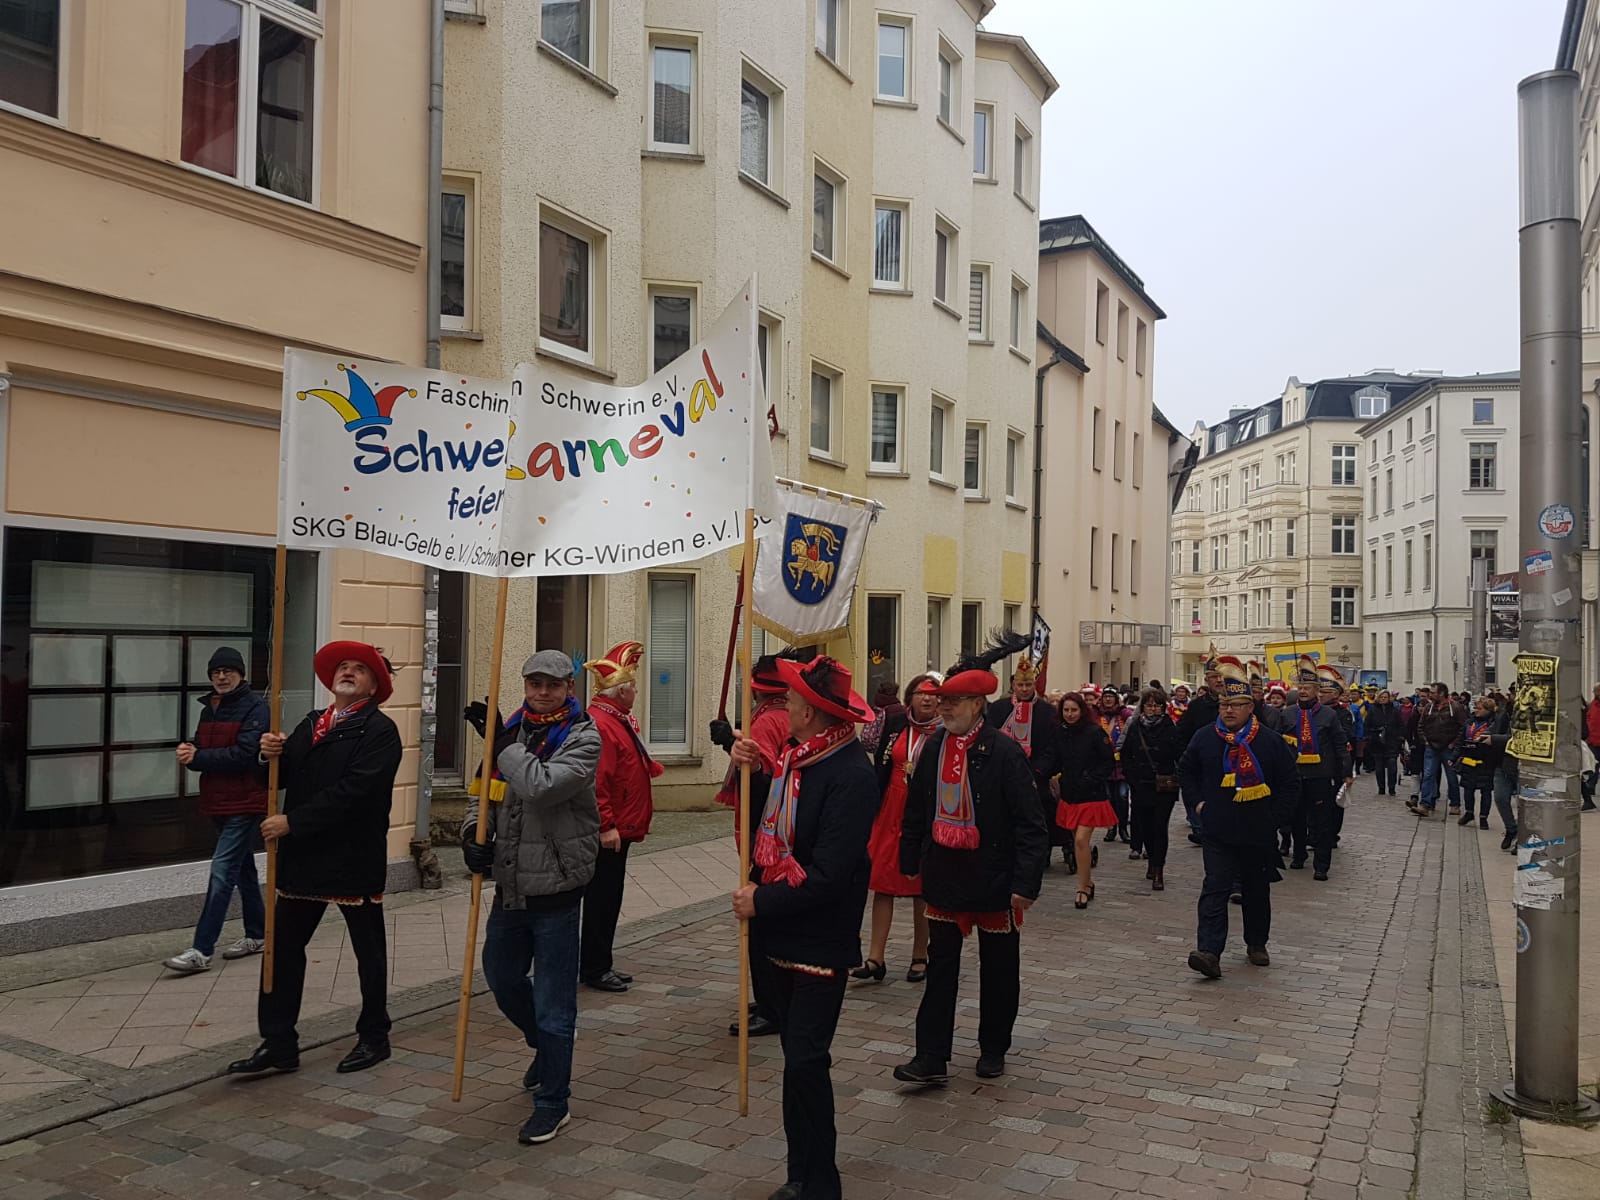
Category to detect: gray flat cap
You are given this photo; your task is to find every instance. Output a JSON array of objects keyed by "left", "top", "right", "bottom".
[{"left": 522, "top": 649, "right": 575, "bottom": 680}]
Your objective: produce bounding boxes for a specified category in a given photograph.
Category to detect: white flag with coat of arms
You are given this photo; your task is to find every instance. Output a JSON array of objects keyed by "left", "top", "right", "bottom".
[{"left": 751, "top": 483, "right": 874, "bottom": 644}]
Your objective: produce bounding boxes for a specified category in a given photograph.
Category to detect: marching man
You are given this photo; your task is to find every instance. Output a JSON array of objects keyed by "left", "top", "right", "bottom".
[{"left": 988, "top": 655, "right": 1060, "bottom": 840}]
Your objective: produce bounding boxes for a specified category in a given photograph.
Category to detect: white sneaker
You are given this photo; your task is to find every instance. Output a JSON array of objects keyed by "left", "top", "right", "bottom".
[
  {"left": 163, "top": 948, "right": 211, "bottom": 973},
  {"left": 221, "top": 937, "right": 265, "bottom": 960}
]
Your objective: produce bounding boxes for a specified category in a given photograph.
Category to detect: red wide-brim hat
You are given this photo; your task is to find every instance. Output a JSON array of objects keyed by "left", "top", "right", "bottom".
[
  {"left": 776, "top": 657, "right": 873, "bottom": 724},
  {"left": 313, "top": 640, "right": 394, "bottom": 706},
  {"left": 935, "top": 669, "right": 999, "bottom": 698}
]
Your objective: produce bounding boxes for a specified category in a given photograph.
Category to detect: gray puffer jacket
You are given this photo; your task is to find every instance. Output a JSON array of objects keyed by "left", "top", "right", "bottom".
[{"left": 485, "top": 715, "right": 601, "bottom": 909}]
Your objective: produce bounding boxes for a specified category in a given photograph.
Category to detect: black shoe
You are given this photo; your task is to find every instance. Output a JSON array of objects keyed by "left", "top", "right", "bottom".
[
  {"left": 583, "top": 970, "right": 630, "bottom": 993},
  {"left": 1228, "top": 893, "right": 1243, "bottom": 906},
  {"left": 767, "top": 1185, "right": 803, "bottom": 1200},
  {"left": 517, "top": 1109, "right": 571, "bottom": 1145},
  {"left": 1458, "top": 813, "right": 1475, "bottom": 827},
  {"left": 1188, "top": 832, "right": 1204, "bottom": 846},
  {"left": 975, "top": 1054, "right": 1006, "bottom": 1079},
  {"left": 1091, "top": 845, "right": 1099, "bottom": 867},
  {"left": 1103, "top": 828, "right": 1117, "bottom": 843},
  {"left": 1313, "top": 870, "right": 1329, "bottom": 881},
  {"left": 1501, "top": 830, "right": 1518, "bottom": 851},
  {"left": 1246, "top": 946, "right": 1271, "bottom": 967},
  {"left": 728, "top": 1014, "right": 780, "bottom": 1037},
  {"left": 893, "top": 1055, "right": 949, "bottom": 1085},
  {"left": 1479, "top": 818, "right": 1489, "bottom": 830},
  {"left": 1145, "top": 863, "right": 1155, "bottom": 880},
  {"left": 1583, "top": 800, "right": 1598, "bottom": 811},
  {"left": 227, "top": 1044, "right": 298, "bottom": 1075},
  {"left": 1187, "top": 950, "right": 1222, "bottom": 980},
  {"left": 336, "top": 1041, "right": 390, "bottom": 1074},
  {"left": 612, "top": 970, "right": 633, "bottom": 984},
  {"left": 849, "top": 959, "right": 886, "bottom": 982},
  {"left": 523, "top": 1058, "right": 541, "bottom": 1092},
  {"left": 1129, "top": 849, "right": 1143, "bottom": 860},
  {"left": 1289, "top": 859, "right": 1305, "bottom": 870}
]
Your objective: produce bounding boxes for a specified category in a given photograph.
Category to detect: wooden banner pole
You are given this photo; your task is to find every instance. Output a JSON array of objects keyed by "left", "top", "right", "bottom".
[
  {"left": 737, "top": 506, "right": 756, "bottom": 1116},
  {"left": 717, "top": 567, "right": 747, "bottom": 721},
  {"left": 451, "top": 576, "right": 510, "bottom": 1102},
  {"left": 262, "top": 544, "right": 288, "bottom": 994}
]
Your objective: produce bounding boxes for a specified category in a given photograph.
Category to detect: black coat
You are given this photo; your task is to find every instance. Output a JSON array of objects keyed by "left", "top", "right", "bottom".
[
  {"left": 1050, "top": 719, "right": 1114, "bottom": 804},
  {"left": 1119, "top": 715, "right": 1181, "bottom": 791},
  {"left": 1364, "top": 703, "right": 1402, "bottom": 756},
  {"left": 1175, "top": 689, "right": 1220, "bottom": 746},
  {"left": 1284, "top": 702, "right": 1351, "bottom": 780},
  {"left": 987, "top": 697, "right": 1062, "bottom": 779},
  {"left": 752, "top": 737, "right": 878, "bottom": 970},
  {"left": 900, "top": 724, "right": 1048, "bottom": 913},
  {"left": 275, "top": 705, "right": 403, "bottom": 899},
  {"left": 1178, "top": 720, "right": 1301, "bottom": 847}
]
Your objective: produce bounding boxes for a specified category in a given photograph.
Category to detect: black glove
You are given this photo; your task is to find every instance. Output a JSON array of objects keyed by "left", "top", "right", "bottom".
[
  {"left": 492, "top": 721, "right": 520, "bottom": 760},
  {"left": 463, "top": 701, "right": 494, "bottom": 737},
  {"left": 709, "top": 718, "right": 735, "bottom": 752},
  {"left": 460, "top": 820, "right": 495, "bottom": 875}
]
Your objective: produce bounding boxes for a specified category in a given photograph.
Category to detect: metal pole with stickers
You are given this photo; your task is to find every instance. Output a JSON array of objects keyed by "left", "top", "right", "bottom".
[{"left": 1498, "top": 68, "right": 1599, "bottom": 1123}]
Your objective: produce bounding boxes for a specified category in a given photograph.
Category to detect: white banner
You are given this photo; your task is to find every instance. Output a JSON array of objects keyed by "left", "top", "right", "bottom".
[
  {"left": 751, "top": 483, "right": 875, "bottom": 644},
  {"left": 279, "top": 281, "right": 776, "bottom": 575}
]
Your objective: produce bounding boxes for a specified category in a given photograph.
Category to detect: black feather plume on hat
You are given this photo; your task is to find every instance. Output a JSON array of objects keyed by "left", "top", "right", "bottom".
[{"left": 946, "top": 627, "right": 1031, "bottom": 678}]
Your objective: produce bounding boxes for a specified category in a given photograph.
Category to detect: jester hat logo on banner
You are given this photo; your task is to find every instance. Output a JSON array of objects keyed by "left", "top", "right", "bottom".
[
  {"left": 298, "top": 363, "right": 418, "bottom": 432},
  {"left": 782, "top": 513, "right": 848, "bottom": 605}
]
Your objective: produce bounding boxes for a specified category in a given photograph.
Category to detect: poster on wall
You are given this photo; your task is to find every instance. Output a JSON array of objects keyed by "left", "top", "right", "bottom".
[
  {"left": 1508, "top": 652, "right": 1559, "bottom": 764},
  {"left": 279, "top": 281, "right": 777, "bottom": 575},
  {"left": 1489, "top": 591, "right": 1521, "bottom": 642}
]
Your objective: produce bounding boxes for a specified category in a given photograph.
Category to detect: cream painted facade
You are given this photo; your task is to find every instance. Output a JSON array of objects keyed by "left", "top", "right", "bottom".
[
  {"left": 0, "top": 0, "right": 431, "bottom": 892},
  {"left": 1034, "top": 217, "right": 1188, "bottom": 691},
  {"left": 442, "top": 1, "right": 1054, "bottom": 807}
]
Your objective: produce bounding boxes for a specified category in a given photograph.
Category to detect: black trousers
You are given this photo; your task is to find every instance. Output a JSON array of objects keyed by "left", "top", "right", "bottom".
[
  {"left": 579, "top": 843, "right": 631, "bottom": 980},
  {"left": 915, "top": 918, "right": 1020, "bottom": 1064},
  {"left": 1129, "top": 785, "right": 1177, "bottom": 869},
  {"left": 768, "top": 966, "right": 848, "bottom": 1200},
  {"left": 1196, "top": 839, "right": 1273, "bottom": 955},
  {"left": 1302, "top": 777, "right": 1339, "bottom": 872},
  {"left": 259, "top": 896, "right": 390, "bottom": 1053}
]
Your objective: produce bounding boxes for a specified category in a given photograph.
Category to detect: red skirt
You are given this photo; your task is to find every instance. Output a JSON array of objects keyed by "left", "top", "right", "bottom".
[
  {"left": 1057, "top": 799, "right": 1119, "bottom": 830},
  {"left": 867, "top": 766, "right": 921, "bottom": 896}
]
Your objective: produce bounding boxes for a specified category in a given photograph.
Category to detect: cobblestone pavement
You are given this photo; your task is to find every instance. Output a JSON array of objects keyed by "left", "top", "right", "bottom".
[{"left": 0, "top": 779, "right": 1528, "bottom": 1199}]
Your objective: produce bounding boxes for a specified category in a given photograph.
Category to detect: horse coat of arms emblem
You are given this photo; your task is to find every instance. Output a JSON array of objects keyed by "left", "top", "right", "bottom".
[{"left": 783, "top": 513, "right": 847, "bottom": 604}]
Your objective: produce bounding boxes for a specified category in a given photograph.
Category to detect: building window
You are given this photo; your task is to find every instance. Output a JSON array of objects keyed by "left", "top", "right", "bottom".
[
  {"left": 930, "top": 395, "right": 951, "bottom": 479},
  {"left": 1116, "top": 301, "right": 1130, "bottom": 361},
  {"left": 1384, "top": 544, "right": 1393, "bottom": 595},
  {"left": 1386, "top": 631, "right": 1394, "bottom": 673},
  {"left": 440, "top": 178, "right": 475, "bottom": 331},
  {"left": 963, "top": 423, "right": 986, "bottom": 496},
  {"left": 960, "top": 602, "right": 982, "bottom": 656},
  {"left": 756, "top": 310, "right": 781, "bottom": 403},
  {"left": 968, "top": 266, "right": 989, "bottom": 339},
  {"left": 809, "top": 364, "right": 840, "bottom": 458},
  {"left": 1210, "top": 535, "right": 1221, "bottom": 571},
  {"left": 1384, "top": 467, "right": 1394, "bottom": 510},
  {"left": 1369, "top": 549, "right": 1378, "bottom": 598},
  {"left": 1405, "top": 630, "right": 1414, "bottom": 681},
  {"left": 1090, "top": 527, "right": 1101, "bottom": 588},
  {"left": 1135, "top": 319, "right": 1148, "bottom": 375},
  {"left": 542, "top": 0, "right": 599, "bottom": 69},
  {"left": 1191, "top": 540, "right": 1200, "bottom": 573},
  {"left": 1285, "top": 518, "right": 1296, "bottom": 558},
  {"left": 1171, "top": 540, "right": 1181, "bottom": 577},
  {"left": 1113, "top": 420, "right": 1125, "bottom": 481},
  {"left": 0, "top": 0, "right": 60, "bottom": 119},
  {"left": 813, "top": 162, "right": 848, "bottom": 266},
  {"left": 866, "top": 595, "right": 900, "bottom": 697},
  {"left": 1406, "top": 416, "right": 1414, "bottom": 444},
  {"left": 1386, "top": 430, "right": 1394, "bottom": 456},
  {"left": 1469, "top": 442, "right": 1497, "bottom": 490},
  {"left": 1285, "top": 587, "right": 1296, "bottom": 629},
  {"left": 1423, "top": 533, "right": 1432, "bottom": 588},
  {"left": 1008, "top": 278, "right": 1028, "bottom": 349},
  {"left": 1110, "top": 533, "right": 1121, "bottom": 592},
  {"left": 433, "top": 570, "right": 470, "bottom": 779},
  {"left": 739, "top": 66, "right": 780, "bottom": 189},
  {"left": 647, "top": 287, "right": 694, "bottom": 373},
  {"left": 873, "top": 201, "right": 907, "bottom": 289},
  {"left": 937, "top": 42, "right": 957, "bottom": 125},
  {"left": 1222, "top": 474, "right": 1230, "bottom": 508},
  {"left": 926, "top": 596, "right": 947, "bottom": 670},
  {"left": 182, "top": 0, "right": 322, "bottom": 204},
  {"left": 539, "top": 216, "right": 600, "bottom": 363},
  {"left": 1331, "top": 444, "right": 1357, "bottom": 485},
  {"left": 876, "top": 17, "right": 909, "bottom": 100},
  {"left": 1371, "top": 632, "right": 1378, "bottom": 665},
  {"left": 869, "top": 386, "right": 903, "bottom": 472},
  {"left": 1470, "top": 529, "right": 1497, "bottom": 577},
  {"left": 648, "top": 38, "right": 695, "bottom": 151},
  {"left": 933, "top": 218, "right": 957, "bottom": 306},
  {"left": 816, "top": 0, "right": 845, "bottom": 64},
  {"left": 1330, "top": 586, "right": 1356, "bottom": 628},
  {"left": 1331, "top": 515, "right": 1356, "bottom": 555},
  {"left": 972, "top": 103, "right": 993, "bottom": 177},
  {"left": 1130, "top": 539, "right": 1141, "bottom": 595},
  {"left": 1132, "top": 432, "right": 1143, "bottom": 489},
  {"left": 1473, "top": 397, "right": 1494, "bottom": 424},
  {"left": 1005, "top": 431, "right": 1023, "bottom": 502},
  {"left": 1424, "top": 629, "right": 1434, "bottom": 679},
  {"left": 1238, "top": 594, "right": 1247, "bottom": 630},
  {"left": 1094, "top": 281, "right": 1109, "bottom": 344},
  {"left": 1404, "top": 539, "right": 1413, "bottom": 592},
  {"left": 645, "top": 576, "right": 692, "bottom": 748},
  {"left": 1092, "top": 407, "right": 1105, "bottom": 471},
  {"left": 1013, "top": 119, "right": 1033, "bottom": 202},
  {"left": 1425, "top": 406, "right": 1433, "bottom": 432}
]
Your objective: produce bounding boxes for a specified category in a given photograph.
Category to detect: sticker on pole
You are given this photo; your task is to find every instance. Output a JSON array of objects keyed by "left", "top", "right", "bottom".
[
  {"left": 1515, "top": 918, "right": 1531, "bottom": 953},
  {"left": 1524, "top": 550, "right": 1554, "bottom": 576},
  {"left": 1508, "top": 652, "right": 1559, "bottom": 763},
  {"left": 1538, "top": 504, "right": 1576, "bottom": 539}
]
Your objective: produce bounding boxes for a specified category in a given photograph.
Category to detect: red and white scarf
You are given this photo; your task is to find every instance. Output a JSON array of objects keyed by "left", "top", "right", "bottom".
[
  {"left": 312, "top": 698, "right": 368, "bottom": 744},
  {"left": 932, "top": 722, "right": 983, "bottom": 850},
  {"left": 754, "top": 721, "right": 860, "bottom": 886},
  {"left": 900, "top": 713, "right": 939, "bottom": 780},
  {"left": 1000, "top": 701, "right": 1034, "bottom": 758}
]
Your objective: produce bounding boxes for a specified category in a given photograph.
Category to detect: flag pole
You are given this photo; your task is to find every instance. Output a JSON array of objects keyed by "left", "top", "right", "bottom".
[
  {"left": 262, "top": 544, "right": 288, "bottom": 994},
  {"left": 718, "top": 567, "right": 746, "bottom": 721},
  {"left": 452, "top": 576, "right": 510, "bottom": 1102}
]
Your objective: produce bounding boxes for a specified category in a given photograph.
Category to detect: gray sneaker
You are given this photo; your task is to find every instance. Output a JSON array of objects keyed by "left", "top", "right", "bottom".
[
  {"left": 163, "top": 948, "right": 211, "bottom": 973},
  {"left": 221, "top": 937, "right": 265, "bottom": 960}
]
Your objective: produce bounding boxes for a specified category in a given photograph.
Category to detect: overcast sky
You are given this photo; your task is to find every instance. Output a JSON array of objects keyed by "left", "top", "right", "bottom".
[{"left": 985, "top": 0, "right": 1569, "bottom": 432}]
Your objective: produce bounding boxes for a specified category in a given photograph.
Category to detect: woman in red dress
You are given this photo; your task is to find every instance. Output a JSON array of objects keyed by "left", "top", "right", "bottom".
[
  {"left": 856, "top": 673, "right": 941, "bottom": 982},
  {"left": 1052, "top": 692, "right": 1117, "bottom": 910}
]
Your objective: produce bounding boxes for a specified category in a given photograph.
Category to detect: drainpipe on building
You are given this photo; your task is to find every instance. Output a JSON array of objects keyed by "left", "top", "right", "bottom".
[
  {"left": 1031, "top": 350, "right": 1065, "bottom": 615},
  {"left": 410, "top": 0, "right": 447, "bottom": 890}
]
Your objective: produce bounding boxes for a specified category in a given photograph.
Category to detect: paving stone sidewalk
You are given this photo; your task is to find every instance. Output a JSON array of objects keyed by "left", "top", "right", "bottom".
[{"left": 0, "top": 779, "right": 1517, "bottom": 1198}]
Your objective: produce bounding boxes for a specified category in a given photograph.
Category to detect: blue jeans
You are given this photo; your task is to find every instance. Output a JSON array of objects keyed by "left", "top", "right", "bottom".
[
  {"left": 193, "top": 815, "right": 266, "bottom": 956},
  {"left": 1420, "top": 747, "right": 1460, "bottom": 811},
  {"left": 483, "top": 899, "right": 581, "bottom": 1115}
]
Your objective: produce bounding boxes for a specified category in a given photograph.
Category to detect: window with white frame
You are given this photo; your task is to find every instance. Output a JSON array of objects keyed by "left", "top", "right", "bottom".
[
  {"left": 1013, "top": 119, "right": 1033, "bottom": 202},
  {"left": 1110, "top": 533, "right": 1121, "bottom": 592},
  {"left": 1404, "top": 539, "right": 1413, "bottom": 592},
  {"left": 876, "top": 16, "right": 909, "bottom": 100},
  {"left": 1369, "top": 549, "right": 1378, "bottom": 598},
  {"left": 1190, "top": 540, "right": 1200, "bottom": 572},
  {"left": 1423, "top": 533, "right": 1432, "bottom": 588},
  {"left": 1473, "top": 397, "right": 1495, "bottom": 425},
  {"left": 1469, "top": 442, "right": 1497, "bottom": 489},
  {"left": 1091, "top": 528, "right": 1101, "bottom": 589},
  {"left": 542, "top": 0, "right": 600, "bottom": 72},
  {"left": 1130, "top": 539, "right": 1141, "bottom": 594},
  {"left": 1330, "top": 586, "right": 1356, "bottom": 628},
  {"left": 1135, "top": 319, "right": 1148, "bottom": 375},
  {"left": 963, "top": 423, "right": 986, "bottom": 496},
  {"left": 873, "top": 201, "right": 907, "bottom": 289},
  {"left": 1285, "top": 518, "right": 1296, "bottom": 558},
  {"left": 968, "top": 266, "right": 989, "bottom": 339},
  {"left": 1116, "top": 301, "right": 1129, "bottom": 361},
  {"left": 1132, "top": 432, "right": 1143, "bottom": 488},
  {"left": 648, "top": 37, "right": 695, "bottom": 151},
  {"left": 869, "top": 386, "right": 903, "bottom": 472},
  {"left": 1285, "top": 587, "right": 1296, "bottom": 628},
  {"left": 756, "top": 311, "right": 781, "bottom": 403},
  {"left": 972, "top": 102, "right": 993, "bottom": 177},
  {"left": 440, "top": 177, "right": 474, "bottom": 332},
  {"left": 1008, "top": 277, "right": 1027, "bottom": 349},
  {"left": 1113, "top": 420, "right": 1125, "bottom": 481},
  {"left": 1093, "top": 407, "right": 1105, "bottom": 471},
  {"left": 181, "top": 0, "right": 322, "bottom": 203},
  {"left": 1171, "top": 540, "right": 1181, "bottom": 577},
  {"left": 937, "top": 40, "right": 958, "bottom": 125},
  {"left": 1425, "top": 406, "right": 1434, "bottom": 432},
  {"left": 933, "top": 217, "right": 957, "bottom": 306},
  {"left": 1, "top": 0, "right": 60, "bottom": 118},
  {"left": 648, "top": 286, "right": 694, "bottom": 373},
  {"left": 960, "top": 602, "right": 982, "bottom": 656},
  {"left": 813, "top": 160, "right": 844, "bottom": 263},
  {"left": 1331, "top": 515, "right": 1356, "bottom": 555},
  {"left": 1385, "top": 467, "right": 1394, "bottom": 510},
  {"left": 1369, "top": 474, "right": 1379, "bottom": 512},
  {"left": 926, "top": 596, "right": 947, "bottom": 670},
  {"left": 1424, "top": 630, "right": 1434, "bottom": 679},
  {"left": 1005, "top": 431, "right": 1023, "bottom": 502},
  {"left": 1470, "top": 529, "right": 1497, "bottom": 576},
  {"left": 1095, "top": 281, "right": 1109, "bottom": 343},
  {"left": 1331, "top": 444, "right": 1357, "bottom": 485},
  {"left": 739, "top": 64, "right": 781, "bottom": 190},
  {"left": 1385, "top": 544, "right": 1393, "bottom": 595},
  {"left": 809, "top": 364, "right": 840, "bottom": 458},
  {"left": 930, "top": 395, "right": 952, "bottom": 479},
  {"left": 645, "top": 575, "right": 693, "bottom": 748},
  {"left": 1210, "top": 535, "right": 1222, "bottom": 571},
  {"left": 539, "top": 214, "right": 600, "bottom": 363}
]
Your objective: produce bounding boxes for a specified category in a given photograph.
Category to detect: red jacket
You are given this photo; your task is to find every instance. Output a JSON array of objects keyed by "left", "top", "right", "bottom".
[
  {"left": 1586, "top": 699, "right": 1600, "bottom": 745},
  {"left": 590, "top": 697, "right": 661, "bottom": 841}
]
